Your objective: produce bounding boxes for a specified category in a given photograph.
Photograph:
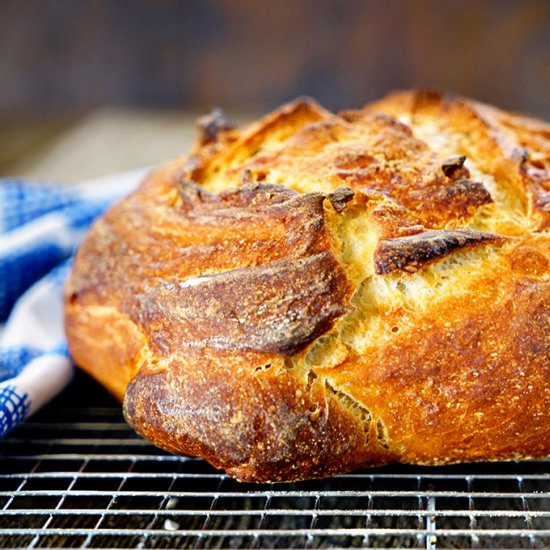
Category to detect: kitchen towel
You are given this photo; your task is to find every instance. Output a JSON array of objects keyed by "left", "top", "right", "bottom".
[{"left": 0, "top": 170, "right": 145, "bottom": 437}]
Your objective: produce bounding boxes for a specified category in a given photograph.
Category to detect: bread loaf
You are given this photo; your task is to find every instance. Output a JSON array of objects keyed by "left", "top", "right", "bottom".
[{"left": 65, "top": 90, "right": 550, "bottom": 482}]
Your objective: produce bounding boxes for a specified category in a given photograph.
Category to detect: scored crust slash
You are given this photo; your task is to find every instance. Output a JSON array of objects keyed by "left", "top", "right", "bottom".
[{"left": 65, "top": 89, "right": 550, "bottom": 482}]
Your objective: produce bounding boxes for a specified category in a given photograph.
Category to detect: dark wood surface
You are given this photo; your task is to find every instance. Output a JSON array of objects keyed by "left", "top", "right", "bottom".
[{"left": 1, "top": 0, "right": 549, "bottom": 117}]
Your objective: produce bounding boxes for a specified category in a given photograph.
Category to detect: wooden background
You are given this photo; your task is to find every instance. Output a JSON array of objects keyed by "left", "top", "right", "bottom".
[{"left": 1, "top": 0, "right": 549, "bottom": 182}]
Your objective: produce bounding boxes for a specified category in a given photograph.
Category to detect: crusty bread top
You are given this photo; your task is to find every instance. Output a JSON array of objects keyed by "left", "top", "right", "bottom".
[
  {"left": 66, "top": 90, "right": 550, "bottom": 482},
  {"left": 185, "top": 89, "right": 549, "bottom": 231}
]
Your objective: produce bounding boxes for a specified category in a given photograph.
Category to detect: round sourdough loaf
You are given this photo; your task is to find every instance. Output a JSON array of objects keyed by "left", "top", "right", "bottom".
[{"left": 65, "top": 90, "right": 550, "bottom": 482}]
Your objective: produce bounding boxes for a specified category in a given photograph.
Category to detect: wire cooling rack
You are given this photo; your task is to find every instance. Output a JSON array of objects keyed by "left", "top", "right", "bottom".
[{"left": 1, "top": 371, "right": 549, "bottom": 549}]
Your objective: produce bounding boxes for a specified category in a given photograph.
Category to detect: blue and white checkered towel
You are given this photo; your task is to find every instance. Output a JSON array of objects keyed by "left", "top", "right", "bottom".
[{"left": 0, "top": 169, "right": 146, "bottom": 437}]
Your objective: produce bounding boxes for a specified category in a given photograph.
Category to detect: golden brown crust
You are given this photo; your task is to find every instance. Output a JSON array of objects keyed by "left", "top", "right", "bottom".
[
  {"left": 66, "top": 90, "right": 550, "bottom": 482},
  {"left": 323, "top": 240, "right": 550, "bottom": 464},
  {"left": 124, "top": 349, "right": 392, "bottom": 482},
  {"left": 132, "top": 182, "right": 353, "bottom": 357},
  {"left": 364, "top": 89, "right": 550, "bottom": 230}
]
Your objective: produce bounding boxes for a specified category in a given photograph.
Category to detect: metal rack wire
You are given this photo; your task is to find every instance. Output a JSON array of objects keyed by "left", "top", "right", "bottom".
[{"left": 1, "top": 372, "right": 549, "bottom": 548}]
